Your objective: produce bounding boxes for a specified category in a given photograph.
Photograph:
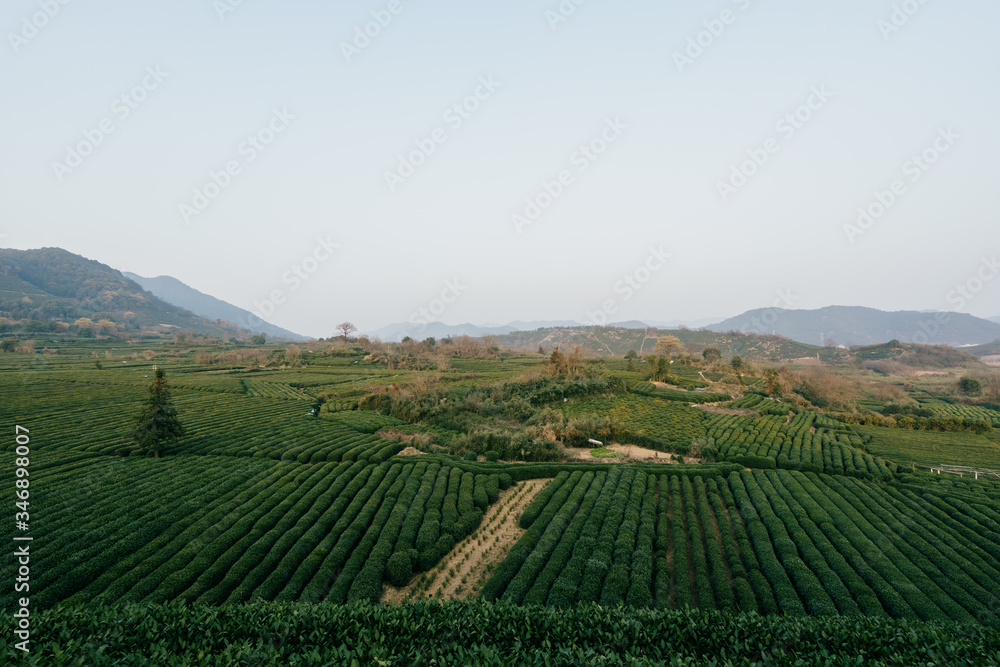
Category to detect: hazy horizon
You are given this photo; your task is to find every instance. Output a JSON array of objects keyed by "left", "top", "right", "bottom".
[{"left": 3, "top": 0, "right": 999, "bottom": 338}]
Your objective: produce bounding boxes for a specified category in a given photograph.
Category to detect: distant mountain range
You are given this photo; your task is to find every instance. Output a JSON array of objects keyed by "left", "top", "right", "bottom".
[
  {"left": 366, "top": 317, "right": 723, "bottom": 342},
  {"left": 365, "top": 320, "right": 581, "bottom": 342},
  {"left": 6, "top": 247, "right": 999, "bottom": 351},
  {"left": 706, "top": 306, "right": 1000, "bottom": 347},
  {"left": 369, "top": 307, "right": 1000, "bottom": 349},
  {"left": 124, "top": 273, "right": 308, "bottom": 341}
]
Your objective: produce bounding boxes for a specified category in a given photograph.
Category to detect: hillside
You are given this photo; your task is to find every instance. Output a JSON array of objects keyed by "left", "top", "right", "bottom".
[
  {"left": 708, "top": 305, "right": 1000, "bottom": 347},
  {"left": 0, "top": 247, "right": 240, "bottom": 337},
  {"left": 848, "top": 339, "right": 982, "bottom": 368},
  {"left": 965, "top": 339, "right": 1000, "bottom": 357},
  {"left": 124, "top": 272, "right": 309, "bottom": 341},
  {"left": 494, "top": 325, "right": 830, "bottom": 360}
]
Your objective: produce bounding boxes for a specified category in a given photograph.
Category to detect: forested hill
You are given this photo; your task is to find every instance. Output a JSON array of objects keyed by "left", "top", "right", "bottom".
[
  {"left": 494, "top": 325, "right": 829, "bottom": 360},
  {"left": 0, "top": 247, "right": 238, "bottom": 336}
]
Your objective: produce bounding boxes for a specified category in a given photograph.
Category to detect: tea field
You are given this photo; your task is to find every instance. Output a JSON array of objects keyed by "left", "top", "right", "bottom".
[{"left": 2, "top": 337, "right": 1000, "bottom": 662}]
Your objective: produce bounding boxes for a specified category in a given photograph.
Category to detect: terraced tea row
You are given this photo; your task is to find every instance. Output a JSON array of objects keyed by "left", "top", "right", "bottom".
[
  {"left": 705, "top": 411, "right": 895, "bottom": 480},
  {"left": 0, "top": 377, "right": 401, "bottom": 462},
  {"left": 0, "top": 455, "right": 508, "bottom": 610},
  {"left": 482, "top": 468, "right": 1000, "bottom": 622}
]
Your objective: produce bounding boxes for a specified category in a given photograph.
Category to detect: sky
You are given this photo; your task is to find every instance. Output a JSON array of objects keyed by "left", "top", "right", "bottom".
[{"left": 2, "top": 0, "right": 999, "bottom": 338}]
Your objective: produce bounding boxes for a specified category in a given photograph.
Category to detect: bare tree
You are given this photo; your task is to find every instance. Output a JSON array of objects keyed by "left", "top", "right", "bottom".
[
  {"left": 336, "top": 322, "right": 357, "bottom": 341},
  {"left": 654, "top": 335, "right": 683, "bottom": 356}
]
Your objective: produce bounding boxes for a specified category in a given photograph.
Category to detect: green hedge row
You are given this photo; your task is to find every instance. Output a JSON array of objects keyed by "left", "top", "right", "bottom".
[{"left": 10, "top": 601, "right": 1000, "bottom": 666}]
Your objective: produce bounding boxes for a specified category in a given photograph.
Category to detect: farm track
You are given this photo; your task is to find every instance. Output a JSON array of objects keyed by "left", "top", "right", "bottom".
[{"left": 382, "top": 479, "right": 548, "bottom": 603}]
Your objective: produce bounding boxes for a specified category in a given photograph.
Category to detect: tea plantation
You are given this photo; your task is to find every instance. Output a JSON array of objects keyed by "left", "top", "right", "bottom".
[{"left": 2, "top": 338, "right": 1000, "bottom": 664}]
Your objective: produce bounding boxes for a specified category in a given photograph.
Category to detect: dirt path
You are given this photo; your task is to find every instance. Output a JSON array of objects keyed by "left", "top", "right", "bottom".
[
  {"left": 696, "top": 404, "right": 757, "bottom": 417},
  {"left": 381, "top": 478, "right": 550, "bottom": 603},
  {"left": 566, "top": 444, "right": 701, "bottom": 464}
]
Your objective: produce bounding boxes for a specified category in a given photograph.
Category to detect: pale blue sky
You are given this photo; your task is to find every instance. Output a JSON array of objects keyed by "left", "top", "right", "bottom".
[{"left": 2, "top": 0, "right": 999, "bottom": 337}]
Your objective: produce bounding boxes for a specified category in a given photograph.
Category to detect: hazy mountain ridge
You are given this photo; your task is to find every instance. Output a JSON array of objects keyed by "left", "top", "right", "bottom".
[
  {"left": 365, "top": 320, "right": 582, "bottom": 342},
  {"left": 124, "top": 273, "right": 308, "bottom": 341},
  {"left": 367, "top": 318, "right": 723, "bottom": 342},
  {"left": 707, "top": 305, "right": 1000, "bottom": 347}
]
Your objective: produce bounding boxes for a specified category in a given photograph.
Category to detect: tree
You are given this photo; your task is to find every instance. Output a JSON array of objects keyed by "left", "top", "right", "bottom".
[
  {"left": 730, "top": 355, "right": 743, "bottom": 371},
  {"left": 548, "top": 346, "right": 583, "bottom": 375},
  {"left": 958, "top": 376, "right": 982, "bottom": 397},
  {"left": 702, "top": 347, "right": 721, "bottom": 363},
  {"left": 624, "top": 349, "right": 637, "bottom": 359},
  {"left": 763, "top": 368, "right": 782, "bottom": 396},
  {"left": 337, "top": 322, "right": 357, "bottom": 340},
  {"left": 654, "top": 335, "right": 683, "bottom": 356},
  {"left": 251, "top": 334, "right": 266, "bottom": 345},
  {"left": 132, "top": 369, "right": 184, "bottom": 458}
]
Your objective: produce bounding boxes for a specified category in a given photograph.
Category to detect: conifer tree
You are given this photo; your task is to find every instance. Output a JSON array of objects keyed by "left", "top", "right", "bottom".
[{"left": 132, "top": 368, "right": 184, "bottom": 458}]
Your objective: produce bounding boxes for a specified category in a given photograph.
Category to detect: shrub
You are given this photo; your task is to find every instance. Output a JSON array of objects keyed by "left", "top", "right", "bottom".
[{"left": 386, "top": 551, "right": 413, "bottom": 587}]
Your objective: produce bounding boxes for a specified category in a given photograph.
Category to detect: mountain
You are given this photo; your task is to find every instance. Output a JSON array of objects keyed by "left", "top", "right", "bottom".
[
  {"left": 367, "top": 320, "right": 581, "bottom": 342},
  {"left": 964, "top": 339, "right": 1000, "bottom": 358},
  {"left": 124, "top": 273, "right": 308, "bottom": 341},
  {"left": 707, "top": 306, "right": 1000, "bottom": 347},
  {"left": 646, "top": 317, "right": 727, "bottom": 329},
  {"left": 989, "top": 316, "right": 1000, "bottom": 324},
  {"left": 609, "top": 320, "right": 651, "bottom": 329},
  {"left": 0, "top": 247, "right": 242, "bottom": 337},
  {"left": 493, "top": 325, "right": 829, "bottom": 360}
]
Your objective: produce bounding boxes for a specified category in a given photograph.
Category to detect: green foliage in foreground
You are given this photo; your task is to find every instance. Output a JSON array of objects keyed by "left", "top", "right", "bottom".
[{"left": 7, "top": 601, "right": 999, "bottom": 666}]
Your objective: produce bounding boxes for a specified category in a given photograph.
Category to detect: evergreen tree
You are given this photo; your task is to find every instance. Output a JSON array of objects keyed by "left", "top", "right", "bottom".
[{"left": 132, "top": 368, "right": 184, "bottom": 458}]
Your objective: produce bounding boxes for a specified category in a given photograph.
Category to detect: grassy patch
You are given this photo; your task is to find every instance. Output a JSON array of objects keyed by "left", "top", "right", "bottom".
[{"left": 589, "top": 447, "right": 620, "bottom": 458}]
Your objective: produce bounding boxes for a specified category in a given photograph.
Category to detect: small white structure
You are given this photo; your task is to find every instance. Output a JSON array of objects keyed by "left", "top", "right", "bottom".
[{"left": 587, "top": 438, "right": 603, "bottom": 446}]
